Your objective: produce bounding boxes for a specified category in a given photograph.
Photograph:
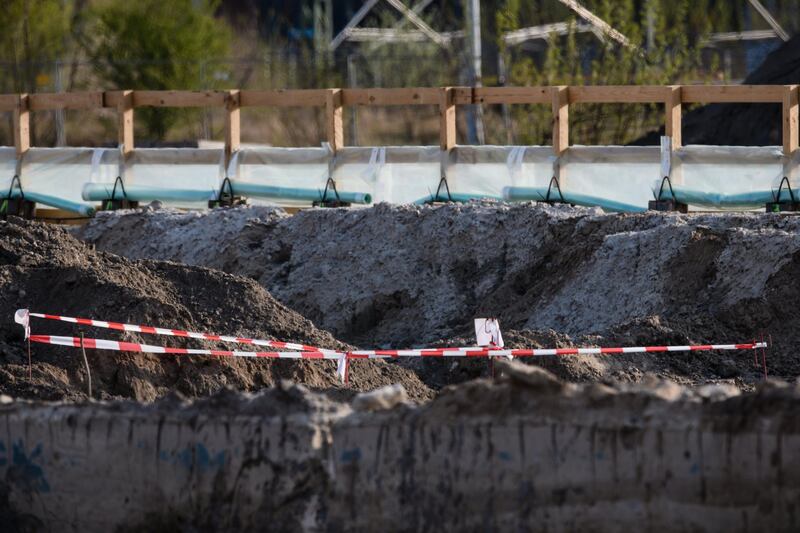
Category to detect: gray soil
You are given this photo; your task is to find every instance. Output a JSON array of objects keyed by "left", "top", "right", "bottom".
[{"left": 73, "top": 202, "right": 800, "bottom": 390}]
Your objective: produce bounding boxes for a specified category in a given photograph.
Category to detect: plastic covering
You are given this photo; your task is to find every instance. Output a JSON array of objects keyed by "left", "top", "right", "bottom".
[
  {"left": 2, "top": 141, "right": 798, "bottom": 214},
  {"left": 444, "top": 145, "right": 553, "bottom": 203},
  {"left": 123, "top": 148, "right": 223, "bottom": 207},
  {"left": 332, "top": 146, "right": 441, "bottom": 205},
  {"left": 665, "top": 145, "right": 788, "bottom": 209},
  {"left": 18, "top": 147, "right": 117, "bottom": 213},
  {"left": 0, "top": 147, "right": 17, "bottom": 193},
  {"left": 228, "top": 146, "right": 331, "bottom": 207},
  {"left": 559, "top": 145, "right": 659, "bottom": 211}
]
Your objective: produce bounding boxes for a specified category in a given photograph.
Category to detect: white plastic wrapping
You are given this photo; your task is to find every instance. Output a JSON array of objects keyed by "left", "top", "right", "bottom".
[
  {"left": 446, "top": 145, "right": 553, "bottom": 200},
  {"left": 668, "top": 145, "right": 786, "bottom": 209},
  {"left": 332, "top": 146, "right": 441, "bottom": 205},
  {"left": 20, "top": 147, "right": 118, "bottom": 205},
  {"left": 559, "top": 145, "right": 660, "bottom": 211},
  {"left": 228, "top": 146, "right": 330, "bottom": 207},
  {"left": 124, "top": 148, "right": 223, "bottom": 206},
  {"left": 0, "top": 147, "right": 17, "bottom": 193}
]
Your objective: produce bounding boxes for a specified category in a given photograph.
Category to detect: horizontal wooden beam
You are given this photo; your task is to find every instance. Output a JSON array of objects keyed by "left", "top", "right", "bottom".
[
  {"left": 680, "top": 85, "right": 785, "bottom": 103},
  {"left": 28, "top": 92, "right": 104, "bottom": 111},
  {"left": 239, "top": 89, "right": 327, "bottom": 107},
  {"left": 340, "top": 88, "right": 440, "bottom": 106},
  {"left": 569, "top": 85, "right": 670, "bottom": 103},
  {"left": 132, "top": 90, "right": 228, "bottom": 107},
  {"left": 473, "top": 86, "right": 551, "bottom": 105},
  {"left": 0, "top": 86, "right": 796, "bottom": 112}
]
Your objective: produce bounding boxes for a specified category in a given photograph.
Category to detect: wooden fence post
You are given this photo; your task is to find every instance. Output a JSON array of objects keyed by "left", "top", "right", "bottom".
[
  {"left": 13, "top": 94, "right": 30, "bottom": 159},
  {"left": 783, "top": 84, "right": 798, "bottom": 156},
  {"left": 117, "top": 90, "right": 134, "bottom": 156},
  {"left": 551, "top": 86, "right": 569, "bottom": 156},
  {"left": 665, "top": 85, "right": 682, "bottom": 150},
  {"left": 439, "top": 87, "right": 456, "bottom": 151},
  {"left": 326, "top": 88, "right": 344, "bottom": 152},
  {"left": 225, "top": 89, "right": 241, "bottom": 169}
]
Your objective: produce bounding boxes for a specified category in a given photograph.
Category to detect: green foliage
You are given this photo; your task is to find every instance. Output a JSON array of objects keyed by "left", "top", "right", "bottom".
[
  {"left": 495, "top": 0, "right": 715, "bottom": 145},
  {"left": 0, "top": 0, "right": 73, "bottom": 93},
  {"left": 85, "top": 0, "right": 231, "bottom": 140}
]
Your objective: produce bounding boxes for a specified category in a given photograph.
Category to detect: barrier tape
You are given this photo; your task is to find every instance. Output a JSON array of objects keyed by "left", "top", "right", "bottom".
[
  {"left": 28, "top": 334, "right": 767, "bottom": 359},
  {"left": 27, "top": 311, "right": 342, "bottom": 355},
  {"left": 17, "top": 310, "right": 769, "bottom": 384}
]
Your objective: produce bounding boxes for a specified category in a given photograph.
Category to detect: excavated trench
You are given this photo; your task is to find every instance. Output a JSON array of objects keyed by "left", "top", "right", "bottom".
[{"left": 1, "top": 202, "right": 800, "bottom": 531}]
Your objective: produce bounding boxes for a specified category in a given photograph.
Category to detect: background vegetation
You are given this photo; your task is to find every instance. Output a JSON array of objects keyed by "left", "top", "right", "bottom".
[{"left": 0, "top": 0, "right": 796, "bottom": 146}]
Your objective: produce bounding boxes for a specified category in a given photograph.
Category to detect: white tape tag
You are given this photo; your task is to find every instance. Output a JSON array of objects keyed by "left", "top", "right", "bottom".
[
  {"left": 475, "top": 318, "right": 503, "bottom": 347},
  {"left": 14, "top": 308, "right": 30, "bottom": 339},
  {"left": 336, "top": 354, "right": 348, "bottom": 383}
]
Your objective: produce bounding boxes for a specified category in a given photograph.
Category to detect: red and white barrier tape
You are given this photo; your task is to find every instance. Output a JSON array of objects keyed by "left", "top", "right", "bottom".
[
  {"left": 26, "top": 311, "right": 342, "bottom": 355},
  {"left": 28, "top": 334, "right": 767, "bottom": 359},
  {"left": 345, "top": 343, "right": 768, "bottom": 358},
  {"left": 28, "top": 335, "right": 343, "bottom": 359},
  {"left": 16, "top": 310, "right": 769, "bottom": 384}
]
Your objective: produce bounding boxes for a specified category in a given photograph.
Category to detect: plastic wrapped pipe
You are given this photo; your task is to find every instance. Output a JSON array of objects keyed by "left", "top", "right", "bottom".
[
  {"left": 6, "top": 189, "right": 95, "bottom": 216},
  {"left": 229, "top": 180, "right": 372, "bottom": 205},
  {"left": 661, "top": 185, "right": 793, "bottom": 208},
  {"left": 82, "top": 183, "right": 216, "bottom": 203},
  {"left": 414, "top": 192, "right": 504, "bottom": 204},
  {"left": 503, "top": 186, "right": 647, "bottom": 213}
]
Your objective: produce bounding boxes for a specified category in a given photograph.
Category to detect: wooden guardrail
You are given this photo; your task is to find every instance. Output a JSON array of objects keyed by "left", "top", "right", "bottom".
[{"left": 2, "top": 85, "right": 798, "bottom": 165}]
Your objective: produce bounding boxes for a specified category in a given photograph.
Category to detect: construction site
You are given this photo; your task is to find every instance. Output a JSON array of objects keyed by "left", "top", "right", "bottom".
[{"left": 2, "top": 0, "right": 800, "bottom": 531}]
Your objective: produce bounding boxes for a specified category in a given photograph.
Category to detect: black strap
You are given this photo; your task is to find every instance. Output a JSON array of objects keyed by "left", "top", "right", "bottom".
[
  {"left": 773, "top": 176, "right": 796, "bottom": 203},
  {"left": 1, "top": 175, "right": 23, "bottom": 215},
  {"left": 655, "top": 175, "right": 677, "bottom": 202},
  {"left": 321, "top": 177, "right": 341, "bottom": 203},
  {"left": 216, "top": 176, "right": 235, "bottom": 202},
  {"left": 542, "top": 175, "right": 566, "bottom": 204},
  {"left": 432, "top": 175, "right": 453, "bottom": 202}
]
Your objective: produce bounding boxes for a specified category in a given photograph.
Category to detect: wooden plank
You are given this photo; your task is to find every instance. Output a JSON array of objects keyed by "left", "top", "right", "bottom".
[
  {"left": 28, "top": 92, "right": 104, "bottom": 111},
  {"left": 784, "top": 85, "right": 799, "bottom": 155},
  {"left": 117, "top": 91, "right": 134, "bottom": 156},
  {"left": 665, "top": 86, "right": 682, "bottom": 149},
  {"left": 14, "top": 94, "right": 30, "bottom": 157},
  {"left": 341, "top": 88, "right": 440, "bottom": 106},
  {"left": 473, "top": 86, "right": 550, "bottom": 105},
  {"left": 551, "top": 86, "right": 569, "bottom": 155},
  {"left": 452, "top": 87, "right": 474, "bottom": 105},
  {"left": 225, "top": 90, "right": 241, "bottom": 167},
  {"left": 239, "top": 89, "right": 327, "bottom": 107},
  {"left": 680, "top": 85, "right": 785, "bottom": 103},
  {"left": 439, "top": 87, "right": 456, "bottom": 150},
  {"left": 326, "top": 89, "right": 344, "bottom": 152},
  {"left": 132, "top": 90, "right": 227, "bottom": 107},
  {"left": 569, "top": 85, "right": 669, "bottom": 103}
]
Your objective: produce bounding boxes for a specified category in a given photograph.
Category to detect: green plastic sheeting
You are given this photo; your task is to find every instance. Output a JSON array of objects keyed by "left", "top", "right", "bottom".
[
  {"left": 82, "top": 183, "right": 215, "bottom": 203},
  {"left": 662, "top": 185, "right": 792, "bottom": 208},
  {"left": 4, "top": 189, "right": 95, "bottom": 216},
  {"left": 229, "top": 180, "right": 372, "bottom": 205},
  {"left": 503, "top": 186, "right": 646, "bottom": 213}
]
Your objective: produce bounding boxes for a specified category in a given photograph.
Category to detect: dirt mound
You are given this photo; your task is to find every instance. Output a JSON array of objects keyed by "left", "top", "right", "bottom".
[
  {"left": 75, "top": 203, "right": 800, "bottom": 388},
  {"left": 0, "top": 217, "right": 433, "bottom": 402}
]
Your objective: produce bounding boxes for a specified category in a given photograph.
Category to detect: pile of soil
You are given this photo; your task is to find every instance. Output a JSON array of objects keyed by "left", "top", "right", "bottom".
[
  {"left": 0, "top": 217, "right": 433, "bottom": 402},
  {"left": 75, "top": 203, "right": 800, "bottom": 389}
]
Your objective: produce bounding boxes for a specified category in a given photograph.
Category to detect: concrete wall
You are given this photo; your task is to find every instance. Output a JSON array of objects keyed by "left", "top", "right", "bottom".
[{"left": 2, "top": 373, "right": 800, "bottom": 532}]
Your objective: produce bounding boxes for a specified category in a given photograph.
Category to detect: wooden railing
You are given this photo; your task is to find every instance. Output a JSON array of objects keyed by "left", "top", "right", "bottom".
[{"left": 2, "top": 85, "right": 798, "bottom": 165}]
